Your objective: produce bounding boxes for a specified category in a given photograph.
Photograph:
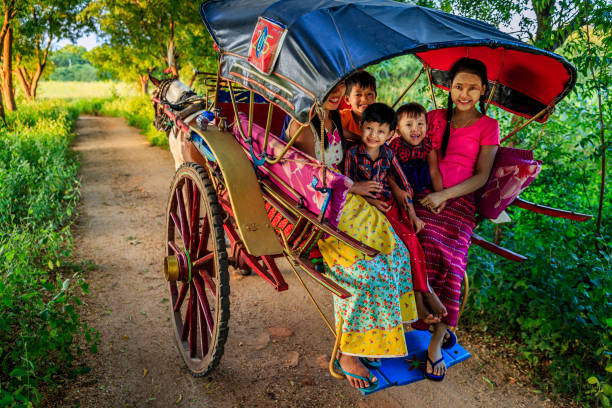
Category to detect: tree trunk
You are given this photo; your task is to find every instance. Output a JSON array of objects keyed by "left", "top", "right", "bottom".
[
  {"left": 2, "top": 26, "right": 16, "bottom": 111},
  {"left": 29, "top": 62, "right": 45, "bottom": 99},
  {"left": 0, "top": 86, "right": 5, "bottom": 126},
  {"left": 167, "top": 16, "right": 179, "bottom": 78},
  {"left": 138, "top": 74, "right": 149, "bottom": 95},
  {"left": 15, "top": 67, "right": 32, "bottom": 102}
]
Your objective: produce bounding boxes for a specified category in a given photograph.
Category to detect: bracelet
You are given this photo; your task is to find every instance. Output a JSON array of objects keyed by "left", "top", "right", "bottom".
[{"left": 406, "top": 197, "right": 413, "bottom": 204}]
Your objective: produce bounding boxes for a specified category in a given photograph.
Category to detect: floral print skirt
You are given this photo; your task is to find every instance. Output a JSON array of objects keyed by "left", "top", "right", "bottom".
[{"left": 318, "top": 194, "right": 417, "bottom": 358}]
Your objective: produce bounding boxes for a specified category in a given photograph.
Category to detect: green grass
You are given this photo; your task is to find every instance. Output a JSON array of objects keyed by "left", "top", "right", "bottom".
[{"left": 37, "top": 81, "right": 138, "bottom": 99}]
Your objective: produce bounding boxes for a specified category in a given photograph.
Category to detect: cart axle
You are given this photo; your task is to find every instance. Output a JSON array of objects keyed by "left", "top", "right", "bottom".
[{"left": 164, "top": 253, "right": 190, "bottom": 282}]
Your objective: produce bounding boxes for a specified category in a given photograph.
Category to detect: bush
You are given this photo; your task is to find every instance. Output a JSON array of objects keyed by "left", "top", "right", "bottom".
[
  {"left": 0, "top": 101, "right": 95, "bottom": 406},
  {"left": 464, "top": 93, "right": 611, "bottom": 404}
]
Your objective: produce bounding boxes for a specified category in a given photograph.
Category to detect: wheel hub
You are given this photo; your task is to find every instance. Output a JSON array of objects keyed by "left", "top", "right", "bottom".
[{"left": 164, "top": 251, "right": 190, "bottom": 282}]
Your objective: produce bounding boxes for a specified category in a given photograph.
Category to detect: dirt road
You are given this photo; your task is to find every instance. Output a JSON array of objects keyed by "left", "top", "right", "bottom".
[{"left": 57, "top": 115, "right": 558, "bottom": 407}]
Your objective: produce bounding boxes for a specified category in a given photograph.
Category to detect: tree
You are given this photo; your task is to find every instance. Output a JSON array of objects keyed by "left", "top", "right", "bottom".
[
  {"left": 86, "top": 0, "right": 215, "bottom": 93},
  {"left": 11, "top": 0, "right": 93, "bottom": 102},
  {"left": 86, "top": 44, "right": 161, "bottom": 94},
  {"left": 414, "top": 0, "right": 601, "bottom": 52},
  {"left": 0, "top": 0, "right": 24, "bottom": 113},
  {"left": 563, "top": 7, "right": 612, "bottom": 248}
]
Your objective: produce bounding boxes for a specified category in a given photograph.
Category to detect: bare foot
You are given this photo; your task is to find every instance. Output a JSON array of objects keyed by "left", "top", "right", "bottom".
[
  {"left": 415, "top": 291, "right": 440, "bottom": 324},
  {"left": 424, "top": 291, "right": 448, "bottom": 319},
  {"left": 427, "top": 324, "right": 447, "bottom": 378},
  {"left": 338, "top": 353, "right": 376, "bottom": 389}
]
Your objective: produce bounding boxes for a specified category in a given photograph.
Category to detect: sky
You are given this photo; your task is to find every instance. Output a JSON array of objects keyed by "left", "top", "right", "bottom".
[{"left": 55, "top": 32, "right": 99, "bottom": 51}]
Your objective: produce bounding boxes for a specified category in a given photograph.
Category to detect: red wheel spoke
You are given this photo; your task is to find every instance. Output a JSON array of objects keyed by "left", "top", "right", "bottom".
[
  {"left": 174, "top": 282, "right": 188, "bottom": 312},
  {"left": 168, "top": 241, "right": 182, "bottom": 257},
  {"left": 189, "top": 184, "right": 200, "bottom": 253},
  {"left": 169, "top": 212, "right": 182, "bottom": 242},
  {"left": 193, "top": 252, "right": 214, "bottom": 269},
  {"left": 197, "top": 300, "right": 209, "bottom": 356},
  {"left": 186, "top": 179, "right": 193, "bottom": 218},
  {"left": 193, "top": 276, "right": 214, "bottom": 337},
  {"left": 198, "top": 269, "right": 216, "bottom": 298},
  {"left": 197, "top": 217, "right": 210, "bottom": 258},
  {"left": 176, "top": 188, "right": 190, "bottom": 246},
  {"left": 181, "top": 297, "right": 191, "bottom": 341},
  {"left": 189, "top": 284, "right": 198, "bottom": 358}
]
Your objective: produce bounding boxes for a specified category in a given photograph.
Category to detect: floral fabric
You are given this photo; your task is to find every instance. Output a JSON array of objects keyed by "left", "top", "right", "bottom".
[{"left": 318, "top": 194, "right": 418, "bottom": 357}]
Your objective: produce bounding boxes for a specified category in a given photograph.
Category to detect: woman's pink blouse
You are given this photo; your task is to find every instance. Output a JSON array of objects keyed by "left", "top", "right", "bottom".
[{"left": 427, "top": 109, "right": 500, "bottom": 189}]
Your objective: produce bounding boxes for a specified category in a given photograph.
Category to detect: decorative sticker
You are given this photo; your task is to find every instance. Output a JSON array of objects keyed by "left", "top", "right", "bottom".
[{"left": 248, "top": 16, "right": 287, "bottom": 75}]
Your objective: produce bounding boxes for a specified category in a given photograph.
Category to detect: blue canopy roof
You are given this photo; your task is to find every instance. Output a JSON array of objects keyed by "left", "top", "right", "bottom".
[{"left": 200, "top": 0, "right": 576, "bottom": 123}]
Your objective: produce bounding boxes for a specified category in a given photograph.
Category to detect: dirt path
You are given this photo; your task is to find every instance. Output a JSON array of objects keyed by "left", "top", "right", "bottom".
[{"left": 57, "top": 115, "right": 559, "bottom": 408}]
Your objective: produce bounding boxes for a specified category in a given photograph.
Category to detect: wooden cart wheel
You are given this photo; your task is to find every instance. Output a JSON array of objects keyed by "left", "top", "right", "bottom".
[{"left": 164, "top": 162, "right": 230, "bottom": 377}]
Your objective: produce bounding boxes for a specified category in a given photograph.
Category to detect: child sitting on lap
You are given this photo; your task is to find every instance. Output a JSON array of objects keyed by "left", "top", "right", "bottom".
[
  {"left": 344, "top": 103, "right": 436, "bottom": 323},
  {"left": 389, "top": 102, "right": 447, "bottom": 322},
  {"left": 340, "top": 71, "right": 377, "bottom": 146}
]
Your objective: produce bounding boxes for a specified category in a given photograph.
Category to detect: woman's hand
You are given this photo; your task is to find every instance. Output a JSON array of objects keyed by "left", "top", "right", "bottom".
[
  {"left": 431, "top": 200, "right": 447, "bottom": 214},
  {"left": 419, "top": 191, "right": 448, "bottom": 213},
  {"left": 350, "top": 181, "right": 382, "bottom": 199}
]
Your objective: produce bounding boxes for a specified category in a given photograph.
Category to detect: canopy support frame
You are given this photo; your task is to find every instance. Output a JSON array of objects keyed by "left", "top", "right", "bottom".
[
  {"left": 392, "top": 67, "right": 425, "bottom": 108},
  {"left": 426, "top": 66, "right": 438, "bottom": 109},
  {"left": 500, "top": 104, "right": 553, "bottom": 143},
  {"left": 228, "top": 80, "right": 308, "bottom": 166}
]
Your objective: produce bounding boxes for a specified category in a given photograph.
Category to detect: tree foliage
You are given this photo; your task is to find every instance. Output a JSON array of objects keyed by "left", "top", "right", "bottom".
[
  {"left": 414, "top": 0, "right": 606, "bottom": 51},
  {"left": 84, "top": 0, "right": 216, "bottom": 94}
]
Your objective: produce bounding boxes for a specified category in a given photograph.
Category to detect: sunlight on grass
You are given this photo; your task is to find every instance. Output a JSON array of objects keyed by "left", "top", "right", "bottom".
[{"left": 38, "top": 81, "right": 139, "bottom": 99}]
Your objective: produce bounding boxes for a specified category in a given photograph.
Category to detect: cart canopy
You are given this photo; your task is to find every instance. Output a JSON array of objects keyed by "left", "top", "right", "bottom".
[{"left": 201, "top": 0, "right": 576, "bottom": 123}]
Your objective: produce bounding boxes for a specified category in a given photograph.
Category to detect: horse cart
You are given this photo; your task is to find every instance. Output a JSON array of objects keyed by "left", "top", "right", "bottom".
[{"left": 151, "top": 0, "right": 590, "bottom": 394}]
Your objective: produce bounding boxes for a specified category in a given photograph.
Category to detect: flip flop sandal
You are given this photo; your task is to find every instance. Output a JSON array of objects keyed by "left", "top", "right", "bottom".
[
  {"left": 424, "top": 356, "right": 446, "bottom": 382},
  {"left": 359, "top": 357, "right": 382, "bottom": 369},
  {"left": 334, "top": 359, "right": 379, "bottom": 391},
  {"left": 442, "top": 328, "right": 457, "bottom": 349}
]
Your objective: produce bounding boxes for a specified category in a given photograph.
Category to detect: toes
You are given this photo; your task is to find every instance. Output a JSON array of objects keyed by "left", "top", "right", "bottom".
[{"left": 424, "top": 314, "right": 440, "bottom": 324}]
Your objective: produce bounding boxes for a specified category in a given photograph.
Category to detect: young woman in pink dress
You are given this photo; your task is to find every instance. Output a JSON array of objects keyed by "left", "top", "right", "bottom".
[{"left": 415, "top": 58, "right": 500, "bottom": 381}]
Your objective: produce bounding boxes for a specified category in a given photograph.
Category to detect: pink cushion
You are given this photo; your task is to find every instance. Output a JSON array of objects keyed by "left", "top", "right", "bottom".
[
  {"left": 476, "top": 147, "right": 542, "bottom": 219},
  {"left": 233, "top": 113, "right": 352, "bottom": 227}
]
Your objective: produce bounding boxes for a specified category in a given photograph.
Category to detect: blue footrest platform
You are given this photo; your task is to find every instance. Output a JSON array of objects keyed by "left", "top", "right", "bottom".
[{"left": 360, "top": 330, "right": 471, "bottom": 395}]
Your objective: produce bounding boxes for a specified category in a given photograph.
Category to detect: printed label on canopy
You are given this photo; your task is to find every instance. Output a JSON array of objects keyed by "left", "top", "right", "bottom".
[{"left": 248, "top": 17, "right": 287, "bottom": 75}]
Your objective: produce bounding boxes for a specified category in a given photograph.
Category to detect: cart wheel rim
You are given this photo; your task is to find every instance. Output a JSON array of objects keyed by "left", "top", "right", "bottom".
[{"left": 166, "top": 163, "right": 229, "bottom": 377}]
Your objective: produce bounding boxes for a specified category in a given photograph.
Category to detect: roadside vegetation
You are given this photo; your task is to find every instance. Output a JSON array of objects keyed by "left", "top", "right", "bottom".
[{"left": 0, "top": 101, "right": 96, "bottom": 406}]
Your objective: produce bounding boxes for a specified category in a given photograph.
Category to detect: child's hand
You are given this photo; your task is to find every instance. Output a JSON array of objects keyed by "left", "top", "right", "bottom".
[
  {"left": 366, "top": 198, "right": 392, "bottom": 213},
  {"left": 350, "top": 181, "right": 382, "bottom": 199},
  {"left": 395, "top": 189, "right": 413, "bottom": 214},
  {"left": 410, "top": 214, "right": 425, "bottom": 234}
]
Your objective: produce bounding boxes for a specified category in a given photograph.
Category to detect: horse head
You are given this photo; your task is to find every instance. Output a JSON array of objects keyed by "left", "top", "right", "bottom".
[{"left": 150, "top": 74, "right": 196, "bottom": 107}]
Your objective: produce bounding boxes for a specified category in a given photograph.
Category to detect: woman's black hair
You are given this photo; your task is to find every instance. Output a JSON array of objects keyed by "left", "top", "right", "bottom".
[
  {"left": 311, "top": 109, "right": 344, "bottom": 149},
  {"left": 441, "top": 58, "right": 489, "bottom": 158}
]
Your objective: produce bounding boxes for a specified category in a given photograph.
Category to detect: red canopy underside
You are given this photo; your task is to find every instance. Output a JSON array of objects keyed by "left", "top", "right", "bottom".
[{"left": 417, "top": 46, "right": 572, "bottom": 121}]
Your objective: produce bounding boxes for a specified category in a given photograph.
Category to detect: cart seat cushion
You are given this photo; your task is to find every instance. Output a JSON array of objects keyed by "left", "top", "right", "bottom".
[
  {"left": 234, "top": 112, "right": 353, "bottom": 227},
  {"left": 476, "top": 147, "right": 542, "bottom": 219}
]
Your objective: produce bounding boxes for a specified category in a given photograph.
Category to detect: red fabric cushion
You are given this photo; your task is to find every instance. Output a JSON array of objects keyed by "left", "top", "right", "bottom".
[{"left": 476, "top": 147, "right": 542, "bottom": 219}]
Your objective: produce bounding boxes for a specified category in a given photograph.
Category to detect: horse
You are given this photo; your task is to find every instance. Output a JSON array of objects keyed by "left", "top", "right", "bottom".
[{"left": 150, "top": 76, "right": 207, "bottom": 169}]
